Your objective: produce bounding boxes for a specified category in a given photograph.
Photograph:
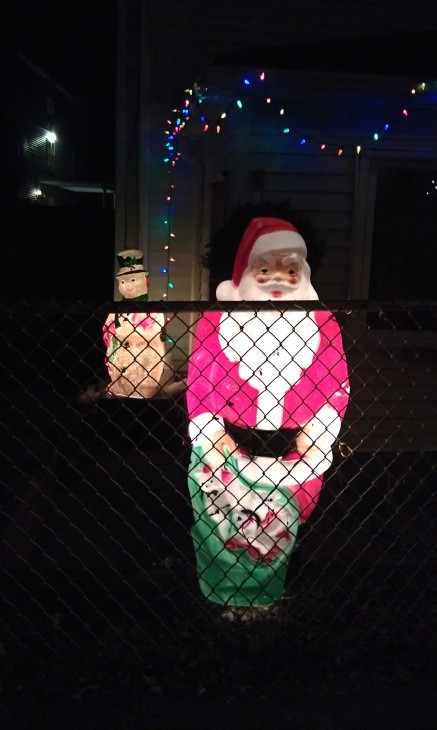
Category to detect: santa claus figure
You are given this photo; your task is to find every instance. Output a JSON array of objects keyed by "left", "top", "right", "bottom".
[
  {"left": 186, "top": 217, "right": 350, "bottom": 606},
  {"left": 103, "top": 249, "right": 165, "bottom": 399}
]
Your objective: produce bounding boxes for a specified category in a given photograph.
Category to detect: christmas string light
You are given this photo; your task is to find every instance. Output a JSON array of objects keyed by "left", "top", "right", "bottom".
[
  {"left": 187, "top": 72, "right": 429, "bottom": 153},
  {"left": 161, "top": 71, "right": 432, "bottom": 295},
  {"left": 160, "top": 102, "right": 192, "bottom": 298},
  {"left": 161, "top": 172, "right": 172, "bottom": 299},
  {"left": 159, "top": 73, "right": 270, "bottom": 293},
  {"left": 425, "top": 178, "right": 437, "bottom": 196}
]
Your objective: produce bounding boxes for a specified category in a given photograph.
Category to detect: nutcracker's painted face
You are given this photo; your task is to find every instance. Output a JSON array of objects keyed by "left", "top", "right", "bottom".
[
  {"left": 239, "top": 252, "right": 303, "bottom": 300},
  {"left": 117, "top": 272, "right": 148, "bottom": 299}
]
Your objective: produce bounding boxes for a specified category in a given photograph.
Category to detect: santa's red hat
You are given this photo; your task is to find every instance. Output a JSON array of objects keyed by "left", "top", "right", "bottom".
[{"left": 216, "top": 217, "right": 308, "bottom": 300}]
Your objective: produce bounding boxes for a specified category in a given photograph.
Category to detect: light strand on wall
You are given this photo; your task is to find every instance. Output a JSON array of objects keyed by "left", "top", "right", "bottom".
[
  {"left": 190, "top": 72, "right": 430, "bottom": 156},
  {"left": 161, "top": 91, "right": 192, "bottom": 298},
  {"left": 425, "top": 177, "right": 437, "bottom": 196},
  {"left": 161, "top": 171, "right": 172, "bottom": 298},
  {"left": 166, "top": 74, "right": 431, "bottom": 157},
  {"left": 161, "top": 74, "right": 433, "bottom": 292}
]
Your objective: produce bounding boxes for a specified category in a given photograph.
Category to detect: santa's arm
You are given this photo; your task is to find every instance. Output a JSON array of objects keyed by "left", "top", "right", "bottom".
[
  {"left": 312, "top": 311, "right": 350, "bottom": 412},
  {"left": 187, "top": 314, "right": 236, "bottom": 465},
  {"left": 291, "top": 312, "right": 350, "bottom": 483},
  {"left": 289, "top": 400, "right": 346, "bottom": 484}
]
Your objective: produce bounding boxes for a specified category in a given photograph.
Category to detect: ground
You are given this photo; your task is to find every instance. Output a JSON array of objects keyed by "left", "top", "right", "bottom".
[
  {"left": 2, "top": 599, "right": 436, "bottom": 729},
  {"left": 1, "top": 344, "right": 436, "bottom": 729}
]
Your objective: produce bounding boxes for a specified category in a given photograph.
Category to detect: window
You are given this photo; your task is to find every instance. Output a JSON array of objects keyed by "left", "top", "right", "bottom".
[
  {"left": 366, "top": 165, "right": 437, "bottom": 330},
  {"left": 370, "top": 168, "right": 437, "bottom": 300}
]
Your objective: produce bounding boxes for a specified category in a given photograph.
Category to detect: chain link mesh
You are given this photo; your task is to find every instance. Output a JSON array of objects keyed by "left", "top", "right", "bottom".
[{"left": 1, "top": 300, "right": 436, "bottom": 661}]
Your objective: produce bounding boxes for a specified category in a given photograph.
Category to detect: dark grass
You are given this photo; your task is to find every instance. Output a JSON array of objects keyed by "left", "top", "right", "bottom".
[{"left": 2, "top": 560, "right": 437, "bottom": 729}]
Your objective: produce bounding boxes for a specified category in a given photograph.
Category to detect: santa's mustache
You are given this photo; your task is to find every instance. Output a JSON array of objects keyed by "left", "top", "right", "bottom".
[{"left": 256, "top": 280, "right": 297, "bottom": 290}]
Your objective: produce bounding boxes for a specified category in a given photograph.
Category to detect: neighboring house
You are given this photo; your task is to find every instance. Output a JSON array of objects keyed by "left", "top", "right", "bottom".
[
  {"left": 2, "top": 53, "right": 115, "bottom": 300},
  {"left": 7, "top": 54, "right": 85, "bottom": 207}
]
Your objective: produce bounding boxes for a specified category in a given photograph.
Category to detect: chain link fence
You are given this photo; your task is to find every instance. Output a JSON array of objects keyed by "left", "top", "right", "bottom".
[{"left": 1, "top": 300, "right": 436, "bottom": 669}]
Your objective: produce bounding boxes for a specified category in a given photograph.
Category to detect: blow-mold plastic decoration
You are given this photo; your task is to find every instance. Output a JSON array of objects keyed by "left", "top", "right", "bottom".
[
  {"left": 186, "top": 218, "right": 350, "bottom": 606},
  {"left": 103, "top": 249, "right": 165, "bottom": 399}
]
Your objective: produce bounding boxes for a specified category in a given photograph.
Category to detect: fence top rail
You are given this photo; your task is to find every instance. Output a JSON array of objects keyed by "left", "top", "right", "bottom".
[{"left": 1, "top": 300, "right": 437, "bottom": 316}]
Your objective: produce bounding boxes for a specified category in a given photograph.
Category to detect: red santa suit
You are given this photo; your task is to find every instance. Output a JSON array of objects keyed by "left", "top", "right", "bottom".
[{"left": 186, "top": 217, "right": 350, "bottom": 605}]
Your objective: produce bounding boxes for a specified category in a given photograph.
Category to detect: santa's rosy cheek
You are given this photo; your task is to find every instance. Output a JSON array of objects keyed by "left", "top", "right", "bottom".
[{"left": 256, "top": 274, "right": 269, "bottom": 283}]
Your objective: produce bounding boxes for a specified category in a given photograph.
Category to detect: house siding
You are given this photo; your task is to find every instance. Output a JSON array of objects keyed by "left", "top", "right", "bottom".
[{"left": 195, "top": 70, "right": 437, "bottom": 302}]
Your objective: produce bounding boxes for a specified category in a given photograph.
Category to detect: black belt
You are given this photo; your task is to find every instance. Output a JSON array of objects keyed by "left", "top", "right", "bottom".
[{"left": 223, "top": 419, "right": 301, "bottom": 458}]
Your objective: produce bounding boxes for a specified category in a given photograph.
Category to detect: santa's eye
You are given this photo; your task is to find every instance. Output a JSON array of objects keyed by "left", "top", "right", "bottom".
[
  {"left": 288, "top": 268, "right": 297, "bottom": 275},
  {"left": 259, "top": 267, "right": 269, "bottom": 274}
]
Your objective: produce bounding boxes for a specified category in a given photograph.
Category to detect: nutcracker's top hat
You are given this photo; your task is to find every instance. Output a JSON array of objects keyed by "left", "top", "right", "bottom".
[{"left": 116, "top": 249, "right": 148, "bottom": 277}]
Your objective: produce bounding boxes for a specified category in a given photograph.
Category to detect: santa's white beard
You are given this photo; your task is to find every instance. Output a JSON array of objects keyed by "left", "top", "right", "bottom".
[
  {"left": 237, "top": 267, "right": 317, "bottom": 301},
  {"left": 218, "top": 308, "right": 321, "bottom": 429}
]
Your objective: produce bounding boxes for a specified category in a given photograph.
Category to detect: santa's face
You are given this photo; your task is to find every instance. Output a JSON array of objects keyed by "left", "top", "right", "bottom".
[
  {"left": 117, "top": 272, "right": 148, "bottom": 299},
  {"left": 239, "top": 252, "right": 304, "bottom": 300}
]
